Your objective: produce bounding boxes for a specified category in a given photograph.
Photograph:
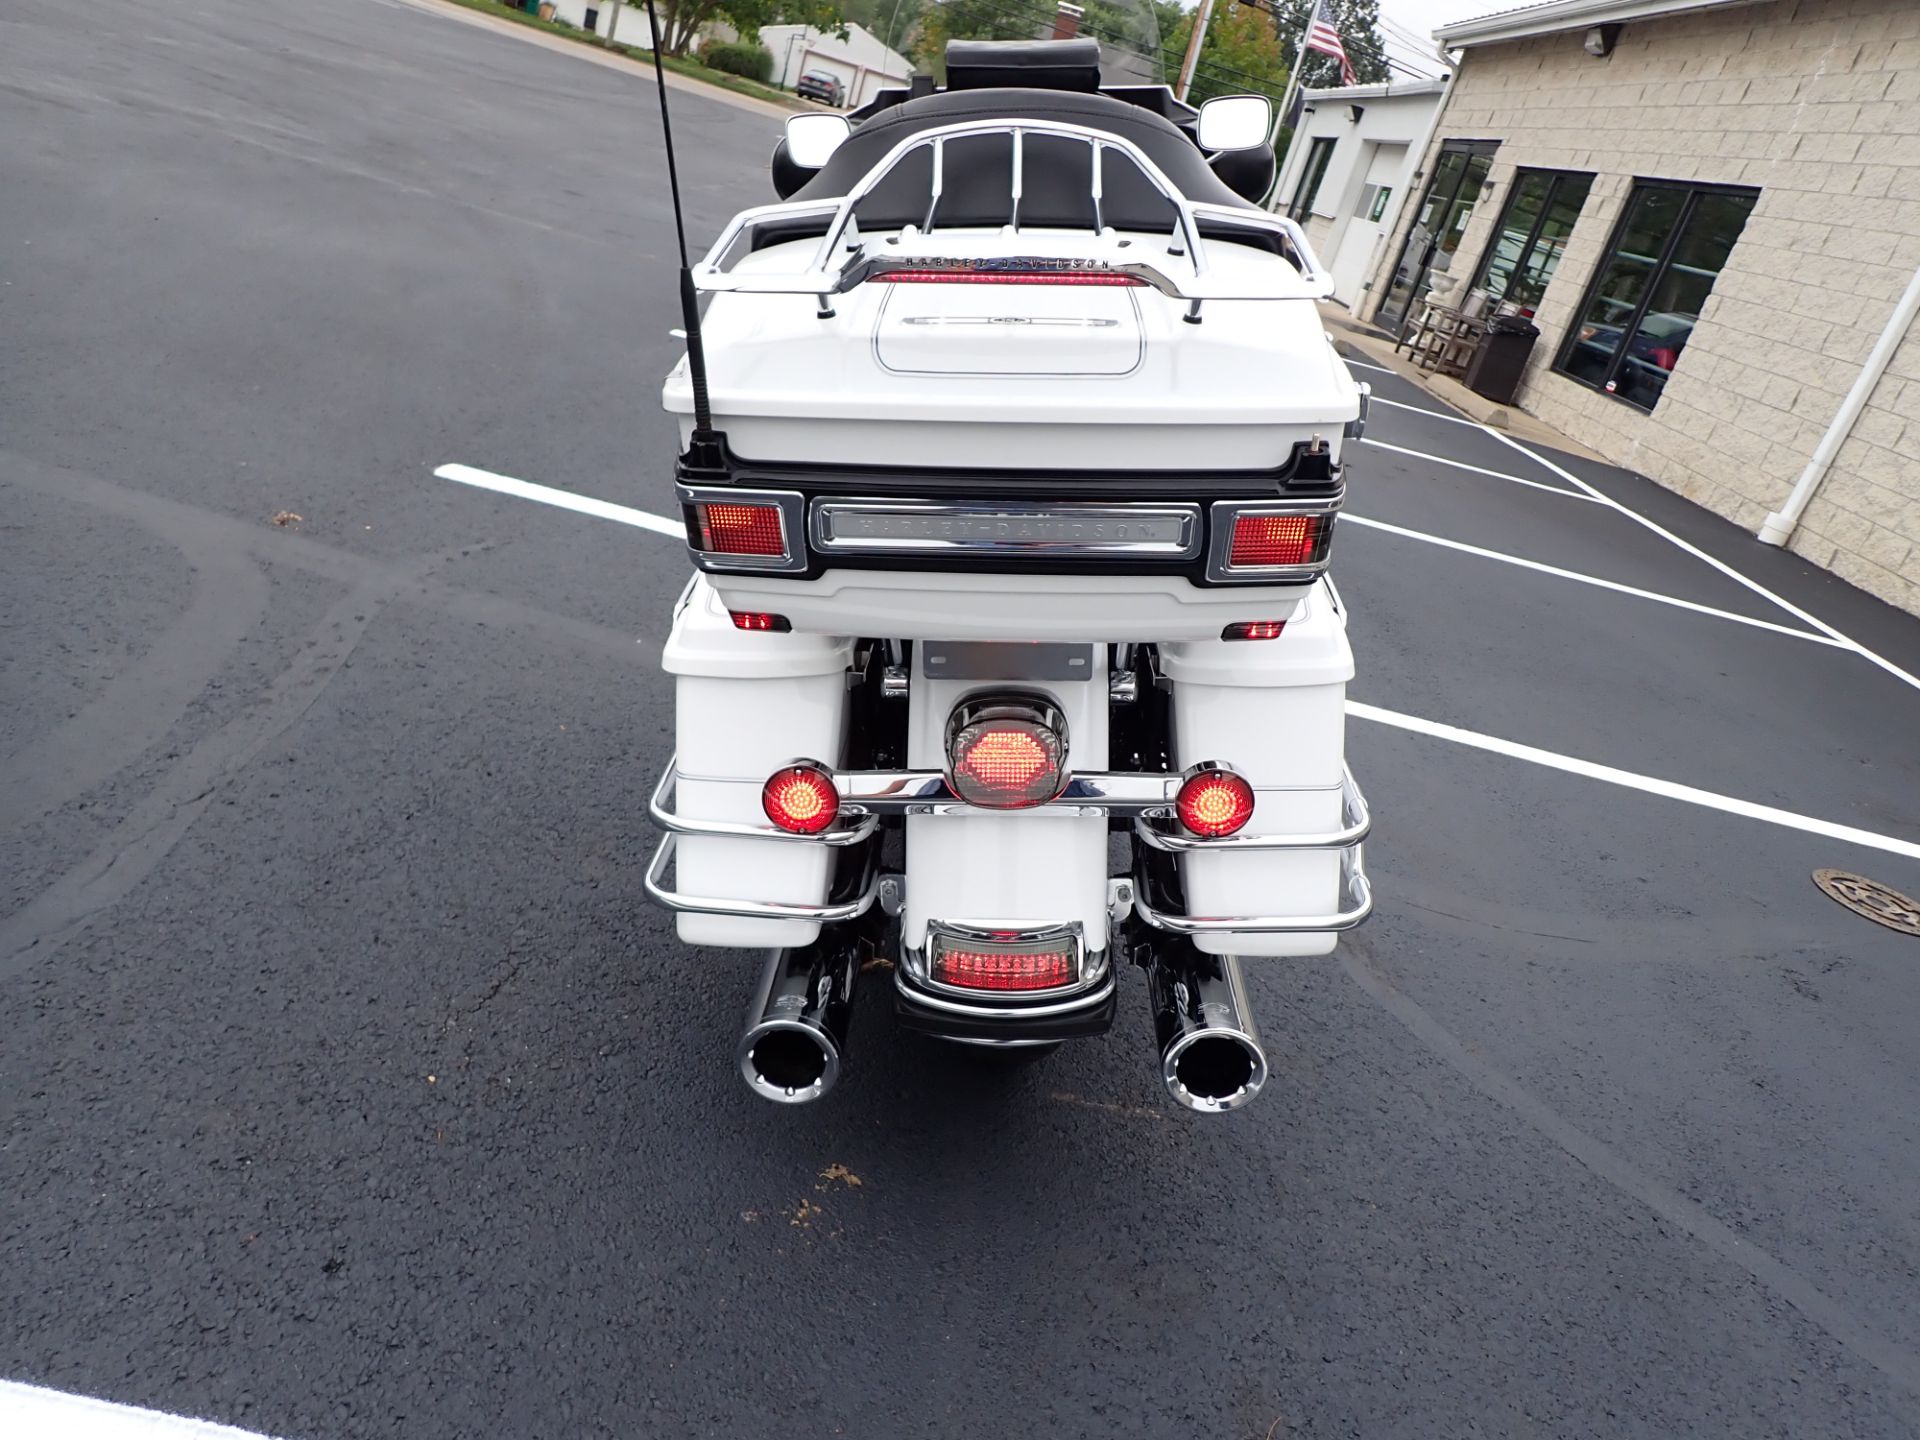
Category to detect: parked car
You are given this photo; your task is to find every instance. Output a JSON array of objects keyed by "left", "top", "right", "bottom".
[
  {"left": 1565, "top": 310, "right": 1696, "bottom": 406},
  {"left": 795, "top": 69, "right": 846, "bottom": 106}
]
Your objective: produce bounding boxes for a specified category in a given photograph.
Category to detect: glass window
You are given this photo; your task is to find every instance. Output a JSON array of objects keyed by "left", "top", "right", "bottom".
[
  {"left": 1556, "top": 181, "right": 1758, "bottom": 412},
  {"left": 1369, "top": 185, "right": 1391, "bottom": 222},
  {"left": 1473, "top": 169, "right": 1593, "bottom": 312},
  {"left": 1289, "top": 137, "right": 1337, "bottom": 222}
]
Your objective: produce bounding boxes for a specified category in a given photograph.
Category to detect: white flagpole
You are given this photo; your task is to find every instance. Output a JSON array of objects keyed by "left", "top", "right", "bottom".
[
  {"left": 1268, "top": 0, "right": 1321, "bottom": 210},
  {"left": 1276, "top": 0, "right": 1320, "bottom": 136}
]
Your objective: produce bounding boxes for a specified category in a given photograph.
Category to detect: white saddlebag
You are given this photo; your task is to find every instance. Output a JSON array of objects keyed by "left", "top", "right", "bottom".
[
  {"left": 662, "top": 577, "right": 853, "bottom": 948},
  {"left": 1161, "top": 583, "right": 1353, "bottom": 957}
]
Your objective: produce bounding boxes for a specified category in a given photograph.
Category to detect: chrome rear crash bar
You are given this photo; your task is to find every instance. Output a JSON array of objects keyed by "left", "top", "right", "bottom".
[
  {"left": 1134, "top": 767, "right": 1369, "bottom": 851},
  {"left": 834, "top": 767, "right": 1179, "bottom": 819},
  {"left": 650, "top": 761, "right": 879, "bottom": 847}
]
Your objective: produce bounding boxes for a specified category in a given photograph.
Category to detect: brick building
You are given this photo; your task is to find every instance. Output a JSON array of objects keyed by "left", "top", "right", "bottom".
[{"left": 1359, "top": 0, "right": 1920, "bottom": 615}]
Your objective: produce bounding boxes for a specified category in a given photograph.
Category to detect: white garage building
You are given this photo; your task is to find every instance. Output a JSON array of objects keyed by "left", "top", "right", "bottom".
[{"left": 1271, "top": 79, "right": 1448, "bottom": 312}]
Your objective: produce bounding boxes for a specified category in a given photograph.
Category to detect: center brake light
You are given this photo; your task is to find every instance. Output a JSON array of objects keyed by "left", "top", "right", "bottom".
[
  {"left": 945, "top": 695, "right": 1069, "bottom": 810},
  {"left": 873, "top": 270, "right": 1143, "bottom": 286},
  {"left": 930, "top": 931, "right": 1078, "bottom": 992}
]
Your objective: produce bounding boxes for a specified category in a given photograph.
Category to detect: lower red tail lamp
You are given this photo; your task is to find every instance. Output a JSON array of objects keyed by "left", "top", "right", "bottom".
[
  {"left": 930, "top": 933, "right": 1077, "bottom": 992},
  {"left": 1176, "top": 768, "right": 1255, "bottom": 838},
  {"left": 762, "top": 762, "right": 840, "bottom": 835}
]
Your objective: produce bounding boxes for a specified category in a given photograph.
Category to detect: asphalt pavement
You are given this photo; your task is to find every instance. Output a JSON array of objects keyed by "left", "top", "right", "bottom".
[{"left": 4, "top": 1, "right": 1919, "bottom": 1436}]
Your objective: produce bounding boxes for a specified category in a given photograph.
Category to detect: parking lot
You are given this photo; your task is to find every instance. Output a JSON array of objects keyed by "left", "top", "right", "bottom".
[{"left": 4, "top": 0, "right": 1919, "bottom": 1435}]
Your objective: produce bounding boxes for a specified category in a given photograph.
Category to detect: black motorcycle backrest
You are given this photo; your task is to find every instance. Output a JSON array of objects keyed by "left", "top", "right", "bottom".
[
  {"left": 787, "top": 88, "right": 1265, "bottom": 233},
  {"left": 944, "top": 38, "right": 1102, "bottom": 93}
]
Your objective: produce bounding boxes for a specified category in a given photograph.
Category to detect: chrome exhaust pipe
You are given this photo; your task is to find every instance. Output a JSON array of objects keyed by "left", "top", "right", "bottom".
[
  {"left": 1145, "top": 947, "right": 1268, "bottom": 1113},
  {"left": 737, "top": 937, "right": 859, "bottom": 1105}
]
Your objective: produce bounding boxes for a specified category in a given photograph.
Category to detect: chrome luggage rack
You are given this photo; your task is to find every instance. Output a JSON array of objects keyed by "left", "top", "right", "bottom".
[
  {"left": 643, "top": 756, "right": 1373, "bottom": 934},
  {"left": 690, "top": 118, "right": 1336, "bottom": 307}
]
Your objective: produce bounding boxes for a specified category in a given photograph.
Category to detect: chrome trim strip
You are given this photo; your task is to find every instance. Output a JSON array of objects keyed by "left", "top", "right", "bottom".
[
  {"left": 892, "top": 964, "right": 1117, "bottom": 1019},
  {"left": 1204, "top": 494, "right": 1344, "bottom": 584},
  {"left": 1134, "top": 767, "right": 1370, "bottom": 853},
  {"left": 675, "top": 484, "right": 809, "bottom": 574},
  {"left": 1132, "top": 846, "right": 1374, "bottom": 935},
  {"left": 836, "top": 767, "right": 1179, "bottom": 818},
  {"left": 811, "top": 499, "right": 1200, "bottom": 558},
  {"left": 644, "top": 833, "right": 879, "bottom": 922},
  {"left": 650, "top": 761, "right": 879, "bottom": 848}
]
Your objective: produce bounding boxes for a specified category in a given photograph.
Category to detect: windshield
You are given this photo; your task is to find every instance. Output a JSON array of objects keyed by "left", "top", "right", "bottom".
[{"left": 894, "top": 0, "right": 1173, "bottom": 89}]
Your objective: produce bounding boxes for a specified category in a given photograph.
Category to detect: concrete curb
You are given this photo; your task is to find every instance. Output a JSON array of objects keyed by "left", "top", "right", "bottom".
[
  {"left": 1319, "top": 303, "right": 1609, "bottom": 464},
  {"left": 388, "top": 0, "right": 804, "bottom": 121}
]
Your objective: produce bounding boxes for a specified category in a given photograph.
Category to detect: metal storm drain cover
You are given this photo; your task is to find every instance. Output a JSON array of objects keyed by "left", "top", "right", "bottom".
[{"left": 1812, "top": 869, "right": 1920, "bottom": 937}]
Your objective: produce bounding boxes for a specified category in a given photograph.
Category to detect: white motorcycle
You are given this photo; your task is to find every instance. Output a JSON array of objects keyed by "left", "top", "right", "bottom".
[{"left": 641, "top": 32, "right": 1371, "bottom": 1113}]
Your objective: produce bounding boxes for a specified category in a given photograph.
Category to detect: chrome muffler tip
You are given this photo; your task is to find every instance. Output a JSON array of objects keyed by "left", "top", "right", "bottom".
[
  {"left": 1145, "top": 946, "right": 1269, "bottom": 1114},
  {"left": 738, "top": 1021, "right": 842, "bottom": 1105},
  {"left": 1161, "top": 1028, "right": 1267, "bottom": 1113},
  {"left": 738, "top": 938, "right": 859, "bottom": 1106}
]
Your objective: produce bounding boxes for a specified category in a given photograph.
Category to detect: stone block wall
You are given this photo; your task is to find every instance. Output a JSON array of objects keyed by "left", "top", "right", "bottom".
[{"left": 1366, "top": 0, "right": 1920, "bottom": 614}]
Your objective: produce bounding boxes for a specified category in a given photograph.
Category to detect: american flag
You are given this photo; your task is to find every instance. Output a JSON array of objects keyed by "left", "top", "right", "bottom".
[{"left": 1304, "top": 0, "right": 1358, "bottom": 86}]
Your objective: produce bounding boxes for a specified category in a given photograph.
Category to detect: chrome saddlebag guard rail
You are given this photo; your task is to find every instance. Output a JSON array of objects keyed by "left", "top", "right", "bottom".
[
  {"left": 1129, "top": 769, "right": 1374, "bottom": 936},
  {"left": 643, "top": 754, "right": 1373, "bottom": 934}
]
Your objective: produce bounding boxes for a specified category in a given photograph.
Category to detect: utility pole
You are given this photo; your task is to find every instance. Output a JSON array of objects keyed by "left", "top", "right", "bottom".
[
  {"left": 1173, "top": 0, "right": 1218, "bottom": 102},
  {"left": 603, "top": 0, "right": 623, "bottom": 48}
]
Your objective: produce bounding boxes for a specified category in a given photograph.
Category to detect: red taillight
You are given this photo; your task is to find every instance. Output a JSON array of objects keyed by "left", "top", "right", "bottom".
[
  {"left": 695, "top": 501, "right": 786, "bottom": 557},
  {"left": 948, "top": 723, "right": 1065, "bottom": 809},
  {"left": 931, "top": 934, "right": 1077, "bottom": 992},
  {"left": 1176, "top": 769, "right": 1254, "bottom": 838},
  {"left": 871, "top": 268, "right": 1143, "bottom": 287},
  {"left": 1222, "top": 620, "right": 1287, "bottom": 641},
  {"left": 1228, "top": 513, "right": 1322, "bottom": 569},
  {"left": 762, "top": 763, "right": 839, "bottom": 834},
  {"left": 729, "top": 610, "right": 791, "bottom": 632}
]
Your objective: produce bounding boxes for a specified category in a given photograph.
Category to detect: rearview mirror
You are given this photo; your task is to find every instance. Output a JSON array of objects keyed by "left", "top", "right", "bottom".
[
  {"left": 785, "top": 113, "right": 851, "bottom": 170},
  {"left": 1197, "top": 94, "right": 1273, "bottom": 153}
]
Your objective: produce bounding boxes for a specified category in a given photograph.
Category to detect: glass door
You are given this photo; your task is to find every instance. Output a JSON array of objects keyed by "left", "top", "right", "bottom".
[{"left": 1377, "top": 142, "right": 1497, "bottom": 335}]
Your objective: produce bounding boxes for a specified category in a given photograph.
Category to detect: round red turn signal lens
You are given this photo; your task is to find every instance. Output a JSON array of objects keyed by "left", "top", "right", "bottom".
[
  {"left": 1176, "top": 769, "right": 1255, "bottom": 838},
  {"left": 762, "top": 763, "right": 839, "bottom": 835}
]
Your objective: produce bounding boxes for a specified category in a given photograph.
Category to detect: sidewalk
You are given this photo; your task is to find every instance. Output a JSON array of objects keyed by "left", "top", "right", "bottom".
[
  {"left": 1318, "top": 303, "right": 1609, "bottom": 464},
  {"left": 389, "top": 0, "right": 805, "bottom": 120}
]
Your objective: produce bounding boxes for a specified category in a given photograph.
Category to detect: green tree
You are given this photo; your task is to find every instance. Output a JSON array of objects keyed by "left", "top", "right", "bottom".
[
  {"left": 654, "top": 0, "right": 848, "bottom": 56},
  {"left": 1167, "top": 0, "right": 1289, "bottom": 104},
  {"left": 912, "top": 0, "right": 1046, "bottom": 73}
]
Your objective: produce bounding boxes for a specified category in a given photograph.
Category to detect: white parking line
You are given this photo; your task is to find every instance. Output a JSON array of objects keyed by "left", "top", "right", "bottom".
[
  {"left": 434, "top": 463, "right": 683, "bottom": 537},
  {"left": 1369, "top": 393, "right": 1482, "bottom": 427},
  {"left": 1348, "top": 701, "right": 1920, "bottom": 862},
  {"left": 1483, "top": 431, "right": 1920, "bottom": 697},
  {"left": 1345, "top": 358, "right": 1396, "bottom": 375},
  {"left": 1359, "top": 437, "right": 1603, "bottom": 501},
  {"left": 1342, "top": 512, "right": 1841, "bottom": 645},
  {"left": 0, "top": 1380, "right": 278, "bottom": 1439},
  {"left": 434, "top": 463, "right": 1916, "bottom": 857}
]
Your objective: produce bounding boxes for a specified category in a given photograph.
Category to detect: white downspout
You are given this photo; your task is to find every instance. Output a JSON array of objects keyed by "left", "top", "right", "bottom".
[
  {"left": 1758, "top": 259, "right": 1920, "bottom": 547},
  {"left": 1358, "top": 56, "right": 1459, "bottom": 323}
]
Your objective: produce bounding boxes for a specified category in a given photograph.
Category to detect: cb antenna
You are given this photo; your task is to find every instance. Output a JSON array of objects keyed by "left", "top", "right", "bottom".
[{"left": 642, "top": 0, "right": 724, "bottom": 470}]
